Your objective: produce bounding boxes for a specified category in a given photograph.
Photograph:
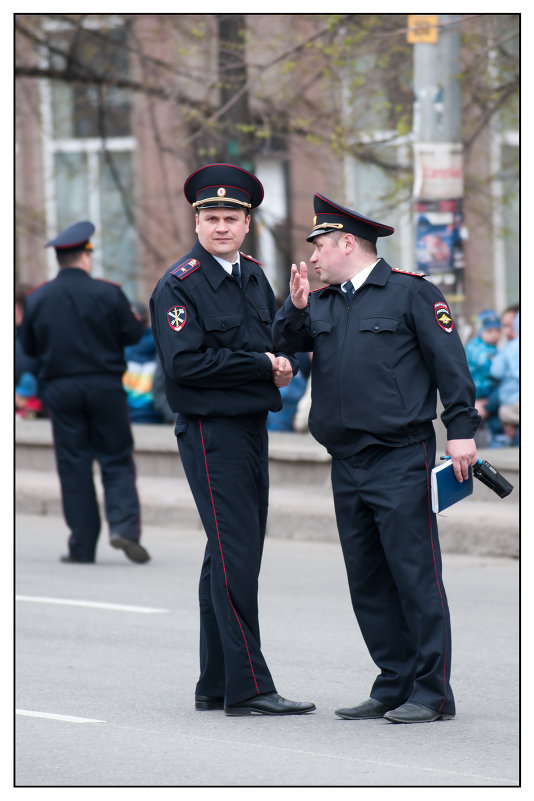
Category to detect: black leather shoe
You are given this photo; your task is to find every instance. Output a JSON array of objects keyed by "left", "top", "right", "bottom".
[
  {"left": 110, "top": 535, "right": 150, "bottom": 563},
  {"left": 195, "top": 694, "right": 225, "bottom": 711},
  {"left": 225, "top": 691, "right": 316, "bottom": 716},
  {"left": 60, "top": 554, "right": 94, "bottom": 563},
  {"left": 335, "top": 697, "right": 392, "bottom": 720},
  {"left": 384, "top": 701, "right": 455, "bottom": 724}
]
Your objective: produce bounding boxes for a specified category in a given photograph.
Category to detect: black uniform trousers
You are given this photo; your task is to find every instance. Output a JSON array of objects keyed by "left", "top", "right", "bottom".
[
  {"left": 331, "top": 435, "right": 455, "bottom": 716},
  {"left": 176, "top": 413, "right": 276, "bottom": 706},
  {"left": 42, "top": 375, "right": 141, "bottom": 562}
]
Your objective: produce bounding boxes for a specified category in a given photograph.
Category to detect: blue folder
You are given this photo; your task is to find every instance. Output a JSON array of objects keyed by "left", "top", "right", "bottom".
[{"left": 431, "top": 459, "right": 473, "bottom": 513}]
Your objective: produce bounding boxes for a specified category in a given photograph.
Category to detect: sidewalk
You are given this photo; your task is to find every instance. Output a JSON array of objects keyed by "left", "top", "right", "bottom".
[{"left": 15, "top": 418, "right": 519, "bottom": 558}]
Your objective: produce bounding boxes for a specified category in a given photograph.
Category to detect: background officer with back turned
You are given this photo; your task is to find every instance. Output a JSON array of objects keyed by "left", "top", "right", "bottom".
[
  {"left": 273, "top": 194, "right": 480, "bottom": 724},
  {"left": 20, "top": 221, "right": 150, "bottom": 565},
  {"left": 150, "top": 163, "right": 315, "bottom": 717}
]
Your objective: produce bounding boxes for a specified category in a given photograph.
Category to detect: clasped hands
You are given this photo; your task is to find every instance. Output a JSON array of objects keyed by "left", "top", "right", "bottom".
[{"left": 265, "top": 353, "right": 293, "bottom": 388}]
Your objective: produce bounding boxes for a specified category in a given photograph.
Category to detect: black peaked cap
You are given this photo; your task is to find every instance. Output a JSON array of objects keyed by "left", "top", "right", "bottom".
[
  {"left": 45, "top": 220, "right": 95, "bottom": 250},
  {"left": 184, "top": 163, "right": 264, "bottom": 210},
  {"left": 306, "top": 194, "right": 394, "bottom": 244}
]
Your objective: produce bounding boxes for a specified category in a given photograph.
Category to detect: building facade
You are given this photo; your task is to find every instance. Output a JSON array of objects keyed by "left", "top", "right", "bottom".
[{"left": 15, "top": 14, "right": 519, "bottom": 332}]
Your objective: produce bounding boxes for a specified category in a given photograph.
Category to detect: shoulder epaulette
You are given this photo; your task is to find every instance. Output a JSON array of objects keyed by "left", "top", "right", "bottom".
[
  {"left": 391, "top": 268, "right": 426, "bottom": 278},
  {"left": 240, "top": 252, "right": 262, "bottom": 266},
  {"left": 26, "top": 280, "right": 48, "bottom": 295},
  {"left": 96, "top": 277, "right": 121, "bottom": 287},
  {"left": 171, "top": 258, "right": 201, "bottom": 280}
]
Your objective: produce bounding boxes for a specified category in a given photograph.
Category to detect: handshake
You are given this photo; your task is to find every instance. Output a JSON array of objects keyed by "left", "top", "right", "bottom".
[{"left": 266, "top": 353, "right": 294, "bottom": 388}]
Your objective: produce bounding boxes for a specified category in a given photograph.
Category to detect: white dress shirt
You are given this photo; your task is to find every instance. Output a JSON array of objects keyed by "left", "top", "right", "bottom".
[
  {"left": 341, "top": 260, "right": 379, "bottom": 293},
  {"left": 213, "top": 254, "right": 240, "bottom": 274}
]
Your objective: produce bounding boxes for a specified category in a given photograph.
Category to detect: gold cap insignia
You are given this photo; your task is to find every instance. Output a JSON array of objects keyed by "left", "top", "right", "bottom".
[{"left": 217, "top": 187, "right": 227, "bottom": 197}]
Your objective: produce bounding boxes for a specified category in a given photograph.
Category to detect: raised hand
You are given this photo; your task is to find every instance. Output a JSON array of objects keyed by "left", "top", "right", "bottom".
[{"left": 289, "top": 262, "right": 310, "bottom": 309}]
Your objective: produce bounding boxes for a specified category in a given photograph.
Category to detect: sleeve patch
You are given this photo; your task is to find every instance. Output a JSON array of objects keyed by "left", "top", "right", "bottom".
[
  {"left": 171, "top": 259, "right": 200, "bottom": 280},
  {"left": 434, "top": 301, "right": 454, "bottom": 333},
  {"left": 167, "top": 305, "right": 187, "bottom": 332}
]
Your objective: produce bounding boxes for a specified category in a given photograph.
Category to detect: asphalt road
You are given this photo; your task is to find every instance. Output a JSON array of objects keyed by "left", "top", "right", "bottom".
[{"left": 14, "top": 513, "right": 520, "bottom": 788}]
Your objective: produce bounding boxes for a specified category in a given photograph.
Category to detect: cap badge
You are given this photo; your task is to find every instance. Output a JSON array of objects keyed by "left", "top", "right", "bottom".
[
  {"left": 167, "top": 305, "right": 187, "bottom": 332},
  {"left": 434, "top": 301, "right": 454, "bottom": 333},
  {"left": 217, "top": 187, "right": 227, "bottom": 197}
]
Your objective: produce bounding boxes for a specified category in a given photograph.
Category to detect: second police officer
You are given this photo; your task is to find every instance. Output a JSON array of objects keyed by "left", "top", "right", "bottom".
[
  {"left": 273, "top": 193, "right": 481, "bottom": 724},
  {"left": 150, "top": 163, "right": 316, "bottom": 717}
]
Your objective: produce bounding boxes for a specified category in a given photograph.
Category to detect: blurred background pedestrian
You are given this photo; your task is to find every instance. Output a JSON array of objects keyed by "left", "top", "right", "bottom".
[
  {"left": 19, "top": 221, "right": 150, "bottom": 565},
  {"left": 490, "top": 311, "right": 519, "bottom": 446},
  {"left": 465, "top": 309, "right": 503, "bottom": 447}
]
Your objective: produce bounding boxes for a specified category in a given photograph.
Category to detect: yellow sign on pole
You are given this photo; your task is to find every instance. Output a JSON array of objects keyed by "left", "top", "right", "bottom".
[{"left": 407, "top": 15, "right": 439, "bottom": 44}]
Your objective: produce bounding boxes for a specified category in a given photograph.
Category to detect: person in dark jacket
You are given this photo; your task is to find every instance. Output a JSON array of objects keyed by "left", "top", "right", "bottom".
[
  {"left": 273, "top": 194, "right": 480, "bottom": 724},
  {"left": 150, "top": 163, "right": 315, "bottom": 717},
  {"left": 20, "top": 221, "right": 150, "bottom": 565}
]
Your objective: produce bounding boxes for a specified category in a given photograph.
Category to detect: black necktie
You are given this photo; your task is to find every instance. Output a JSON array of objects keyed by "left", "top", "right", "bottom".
[
  {"left": 232, "top": 263, "right": 241, "bottom": 286},
  {"left": 344, "top": 281, "right": 354, "bottom": 304}
]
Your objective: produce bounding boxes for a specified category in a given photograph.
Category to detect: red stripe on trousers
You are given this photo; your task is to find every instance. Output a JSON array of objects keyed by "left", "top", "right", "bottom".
[
  {"left": 423, "top": 440, "right": 448, "bottom": 712},
  {"left": 198, "top": 421, "right": 260, "bottom": 695}
]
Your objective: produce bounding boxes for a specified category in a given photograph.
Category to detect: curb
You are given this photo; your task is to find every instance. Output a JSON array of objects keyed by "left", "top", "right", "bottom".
[{"left": 15, "top": 469, "right": 519, "bottom": 559}]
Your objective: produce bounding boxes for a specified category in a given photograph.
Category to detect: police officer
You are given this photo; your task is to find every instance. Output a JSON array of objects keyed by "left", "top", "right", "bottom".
[
  {"left": 150, "top": 164, "right": 315, "bottom": 717},
  {"left": 273, "top": 194, "right": 480, "bottom": 724},
  {"left": 20, "top": 221, "right": 150, "bottom": 565}
]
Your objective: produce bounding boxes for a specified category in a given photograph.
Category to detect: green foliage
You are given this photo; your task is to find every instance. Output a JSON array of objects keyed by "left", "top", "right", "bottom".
[{"left": 281, "top": 60, "right": 296, "bottom": 75}]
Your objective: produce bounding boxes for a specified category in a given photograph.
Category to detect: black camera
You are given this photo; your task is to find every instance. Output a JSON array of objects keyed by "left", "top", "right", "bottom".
[{"left": 473, "top": 459, "right": 514, "bottom": 498}]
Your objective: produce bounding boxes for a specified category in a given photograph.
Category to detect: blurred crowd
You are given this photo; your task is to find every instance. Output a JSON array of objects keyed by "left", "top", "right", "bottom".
[{"left": 464, "top": 304, "right": 519, "bottom": 448}]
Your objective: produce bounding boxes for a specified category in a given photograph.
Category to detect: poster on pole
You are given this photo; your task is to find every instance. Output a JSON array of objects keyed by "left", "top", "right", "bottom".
[
  {"left": 415, "top": 199, "right": 466, "bottom": 302},
  {"left": 413, "top": 142, "right": 463, "bottom": 200}
]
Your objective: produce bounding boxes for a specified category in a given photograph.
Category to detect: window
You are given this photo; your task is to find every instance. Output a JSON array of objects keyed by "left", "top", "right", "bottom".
[
  {"left": 41, "top": 21, "right": 139, "bottom": 299},
  {"left": 49, "top": 25, "right": 131, "bottom": 139}
]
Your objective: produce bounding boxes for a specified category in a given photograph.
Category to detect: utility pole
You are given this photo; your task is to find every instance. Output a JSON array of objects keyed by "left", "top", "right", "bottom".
[
  {"left": 409, "top": 15, "right": 466, "bottom": 322},
  {"left": 412, "top": 14, "right": 461, "bottom": 143}
]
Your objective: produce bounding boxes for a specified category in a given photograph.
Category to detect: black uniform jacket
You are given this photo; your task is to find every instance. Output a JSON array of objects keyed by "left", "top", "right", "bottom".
[
  {"left": 149, "top": 240, "right": 296, "bottom": 417},
  {"left": 272, "top": 258, "right": 480, "bottom": 458},
  {"left": 20, "top": 267, "right": 143, "bottom": 381}
]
